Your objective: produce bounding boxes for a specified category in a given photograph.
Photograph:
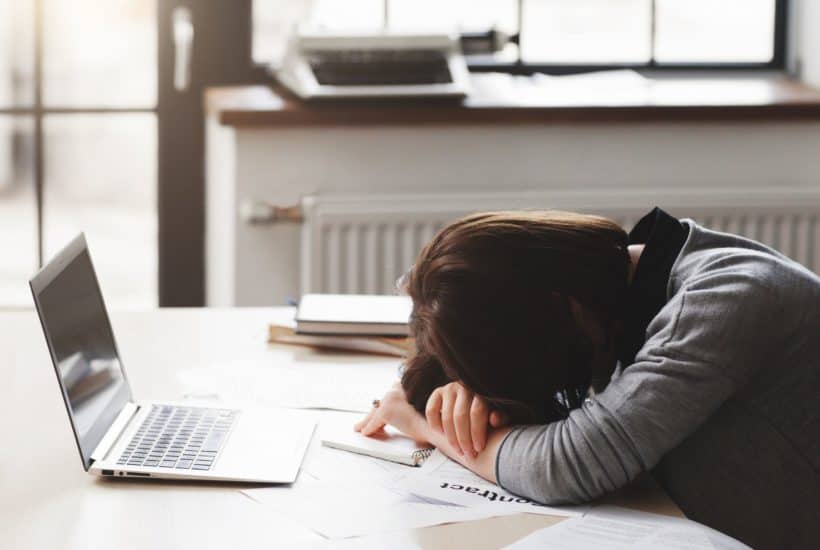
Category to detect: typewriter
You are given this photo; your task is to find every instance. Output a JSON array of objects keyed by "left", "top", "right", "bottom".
[{"left": 275, "top": 27, "right": 471, "bottom": 100}]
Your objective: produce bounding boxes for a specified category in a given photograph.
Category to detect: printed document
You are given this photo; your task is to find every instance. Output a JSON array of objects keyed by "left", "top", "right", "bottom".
[
  {"left": 244, "top": 477, "right": 517, "bottom": 539},
  {"left": 503, "top": 505, "right": 752, "bottom": 550},
  {"left": 393, "top": 451, "right": 587, "bottom": 517}
]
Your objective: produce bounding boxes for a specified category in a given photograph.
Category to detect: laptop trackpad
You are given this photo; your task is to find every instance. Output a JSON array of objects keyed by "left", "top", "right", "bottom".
[{"left": 214, "top": 407, "right": 316, "bottom": 483}]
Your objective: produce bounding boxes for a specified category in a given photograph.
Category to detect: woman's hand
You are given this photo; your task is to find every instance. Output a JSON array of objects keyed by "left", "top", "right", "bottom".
[
  {"left": 354, "top": 382, "right": 430, "bottom": 443},
  {"left": 425, "top": 381, "right": 509, "bottom": 458}
]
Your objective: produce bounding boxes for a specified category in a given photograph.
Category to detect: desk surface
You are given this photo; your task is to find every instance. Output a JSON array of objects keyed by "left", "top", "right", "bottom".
[
  {"left": 206, "top": 72, "right": 820, "bottom": 127},
  {"left": 0, "top": 308, "right": 681, "bottom": 549}
]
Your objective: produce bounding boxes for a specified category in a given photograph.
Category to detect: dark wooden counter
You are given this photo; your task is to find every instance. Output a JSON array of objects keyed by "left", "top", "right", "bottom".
[{"left": 206, "top": 72, "right": 820, "bottom": 127}]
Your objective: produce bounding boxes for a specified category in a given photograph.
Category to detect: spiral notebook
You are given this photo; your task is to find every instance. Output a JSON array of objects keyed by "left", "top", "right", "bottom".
[{"left": 321, "top": 426, "right": 434, "bottom": 467}]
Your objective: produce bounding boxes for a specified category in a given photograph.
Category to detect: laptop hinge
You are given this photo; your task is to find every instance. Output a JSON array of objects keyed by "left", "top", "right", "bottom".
[{"left": 90, "top": 402, "right": 140, "bottom": 463}]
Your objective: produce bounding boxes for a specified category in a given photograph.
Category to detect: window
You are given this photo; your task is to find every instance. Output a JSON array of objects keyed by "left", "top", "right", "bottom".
[
  {"left": 0, "top": 0, "right": 157, "bottom": 308},
  {"left": 253, "top": 0, "right": 785, "bottom": 71}
]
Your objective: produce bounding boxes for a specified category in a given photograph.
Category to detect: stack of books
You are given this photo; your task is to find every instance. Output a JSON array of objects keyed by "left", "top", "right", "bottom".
[{"left": 269, "top": 294, "right": 414, "bottom": 357}]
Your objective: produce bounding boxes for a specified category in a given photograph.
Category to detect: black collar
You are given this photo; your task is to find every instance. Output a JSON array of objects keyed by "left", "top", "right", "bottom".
[{"left": 618, "top": 207, "right": 689, "bottom": 366}]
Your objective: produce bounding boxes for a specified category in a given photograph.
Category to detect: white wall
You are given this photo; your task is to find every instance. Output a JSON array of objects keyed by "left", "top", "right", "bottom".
[{"left": 797, "top": 0, "right": 820, "bottom": 87}]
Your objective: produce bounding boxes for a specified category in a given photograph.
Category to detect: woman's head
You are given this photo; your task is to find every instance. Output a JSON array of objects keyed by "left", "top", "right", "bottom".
[{"left": 400, "top": 210, "right": 630, "bottom": 423}]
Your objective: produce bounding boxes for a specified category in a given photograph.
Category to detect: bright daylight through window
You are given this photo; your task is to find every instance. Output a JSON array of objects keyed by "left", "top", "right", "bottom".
[
  {"left": 0, "top": 0, "right": 156, "bottom": 308},
  {"left": 0, "top": 1, "right": 782, "bottom": 308},
  {"left": 253, "top": 0, "right": 778, "bottom": 67}
]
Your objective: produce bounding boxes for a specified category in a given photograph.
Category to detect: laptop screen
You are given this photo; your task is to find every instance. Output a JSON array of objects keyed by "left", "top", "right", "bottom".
[{"left": 30, "top": 234, "right": 132, "bottom": 470}]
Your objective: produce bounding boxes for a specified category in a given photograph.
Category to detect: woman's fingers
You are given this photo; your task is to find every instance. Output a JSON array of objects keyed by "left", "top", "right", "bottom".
[
  {"left": 440, "top": 387, "right": 460, "bottom": 453},
  {"left": 453, "top": 387, "right": 475, "bottom": 457},
  {"left": 424, "top": 382, "right": 509, "bottom": 456},
  {"left": 361, "top": 419, "right": 386, "bottom": 436},
  {"left": 425, "top": 389, "right": 443, "bottom": 433},
  {"left": 469, "top": 396, "right": 490, "bottom": 453},
  {"left": 353, "top": 409, "right": 374, "bottom": 432},
  {"left": 355, "top": 402, "right": 386, "bottom": 435},
  {"left": 489, "top": 410, "right": 510, "bottom": 428},
  {"left": 360, "top": 411, "right": 387, "bottom": 436}
]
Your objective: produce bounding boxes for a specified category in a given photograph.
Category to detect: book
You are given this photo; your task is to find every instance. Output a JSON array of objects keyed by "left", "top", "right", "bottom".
[
  {"left": 268, "top": 324, "right": 412, "bottom": 357},
  {"left": 322, "top": 426, "right": 434, "bottom": 467},
  {"left": 295, "top": 294, "right": 413, "bottom": 336}
]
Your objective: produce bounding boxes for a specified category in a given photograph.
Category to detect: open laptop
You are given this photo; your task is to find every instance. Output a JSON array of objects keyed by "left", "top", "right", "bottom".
[{"left": 30, "top": 234, "right": 316, "bottom": 482}]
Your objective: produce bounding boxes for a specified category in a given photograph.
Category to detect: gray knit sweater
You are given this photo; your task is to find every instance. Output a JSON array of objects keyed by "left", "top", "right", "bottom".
[{"left": 495, "top": 220, "right": 820, "bottom": 549}]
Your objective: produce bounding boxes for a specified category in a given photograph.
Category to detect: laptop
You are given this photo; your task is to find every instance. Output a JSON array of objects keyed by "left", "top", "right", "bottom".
[
  {"left": 276, "top": 27, "right": 471, "bottom": 100},
  {"left": 30, "top": 234, "right": 316, "bottom": 482}
]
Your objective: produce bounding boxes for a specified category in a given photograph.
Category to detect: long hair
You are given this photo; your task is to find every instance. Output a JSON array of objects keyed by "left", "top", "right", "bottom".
[{"left": 400, "top": 210, "right": 630, "bottom": 424}]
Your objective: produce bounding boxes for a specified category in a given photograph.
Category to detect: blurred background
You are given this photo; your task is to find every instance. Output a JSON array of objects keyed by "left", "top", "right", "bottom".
[{"left": 0, "top": 0, "right": 816, "bottom": 310}]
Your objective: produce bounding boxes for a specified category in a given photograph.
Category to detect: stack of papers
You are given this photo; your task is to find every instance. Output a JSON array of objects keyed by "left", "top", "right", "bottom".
[
  {"left": 243, "top": 412, "right": 524, "bottom": 538},
  {"left": 177, "top": 360, "right": 582, "bottom": 539},
  {"left": 177, "top": 358, "right": 749, "bottom": 546}
]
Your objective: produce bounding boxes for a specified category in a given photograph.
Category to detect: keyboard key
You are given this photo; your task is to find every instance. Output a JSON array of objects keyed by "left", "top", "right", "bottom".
[
  {"left": 144, "top": 459, "right": 159, "bottom": 467},
  {"left": 192, "top": 465, "right": 210, "bottom": 471},
  {"left": 175, "top": 460, "right": 193, "bottom": 469},
  {"left": 160, "top": 460, "right": 176, "bottom": 468},
  {"left": 202, "top": 432, "right": 226, "bottom": 452}
]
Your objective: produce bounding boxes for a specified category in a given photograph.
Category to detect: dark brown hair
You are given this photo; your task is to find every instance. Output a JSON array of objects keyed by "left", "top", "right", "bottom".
[{"left": 400, "top": 210, "right": 630, "bottom": 424}]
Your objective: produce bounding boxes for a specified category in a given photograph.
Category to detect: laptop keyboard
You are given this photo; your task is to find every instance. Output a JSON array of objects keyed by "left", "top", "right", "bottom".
[
  {"left": 116, "top": 405, "right": 238, "bottom": 471},
  {"left": 308, "top": 49, "right": 453, "bottom": 86}
]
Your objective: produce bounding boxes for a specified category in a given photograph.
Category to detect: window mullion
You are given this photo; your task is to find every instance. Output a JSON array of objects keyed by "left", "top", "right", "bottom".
[
  {"left": 650, "top": 0, "right": 657, "bottom": 67},
  {"left": 516, "top": 0, "right": 524, "bottom": 67},
  {"left": 34, "top": 0, "right": 44, "bottom": 267}
]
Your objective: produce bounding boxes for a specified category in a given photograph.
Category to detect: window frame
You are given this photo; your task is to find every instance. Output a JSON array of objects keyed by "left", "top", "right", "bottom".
[
  {"left": 250, "top": 0, "right": 789, "bottom": 76},
  {"left": 470, "top": 0, "right": 789, "bottom": 75},
  {"left": 0, "top": 0, "right": 157, "bottom": 268}
]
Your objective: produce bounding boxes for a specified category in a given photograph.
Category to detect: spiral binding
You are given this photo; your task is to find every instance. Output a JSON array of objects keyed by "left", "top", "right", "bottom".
[{"left": 411, "top": 447, "right": 435, "bottom": 466}]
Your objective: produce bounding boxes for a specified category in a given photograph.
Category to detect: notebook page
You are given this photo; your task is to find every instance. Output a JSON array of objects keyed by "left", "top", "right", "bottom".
[{"left": 322, "top": 424, "right": 432, "bottom": 466}]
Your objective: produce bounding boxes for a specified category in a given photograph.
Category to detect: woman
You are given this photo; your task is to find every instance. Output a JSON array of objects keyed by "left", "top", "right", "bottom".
[{"left": 354, "top": 207, "right": 819, "bottom": 549}]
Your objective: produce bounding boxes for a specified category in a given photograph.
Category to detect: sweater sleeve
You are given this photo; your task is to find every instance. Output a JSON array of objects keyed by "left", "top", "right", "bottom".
[{"left": 496, "top": 272, "right": 778, "bottom": 504}]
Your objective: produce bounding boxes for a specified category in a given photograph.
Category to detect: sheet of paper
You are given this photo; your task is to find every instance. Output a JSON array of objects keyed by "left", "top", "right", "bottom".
[
  {"left": 291, "top": 412, "right": 460, "bottom": 510},
  {"left": 503, "top": 505, "right": 752, "bottom": 550},
  {"left": 242, "top": 411, "right": 522, "bottom": 538},
  {"left": 393, "top": 451, "right": 586, "bottom": 518},
  {"left": 301, "top": 412, "right": 417, "bottom": 487},
  {"left": 470, "top": 70, "right": 649, "bottom": 107},
  {"left": 177, "top": 359, "right": 400, "bottom": 412},
  {"left": 288, "top": 537, "right": 423, "bottom": 550},
  {"left": 244, "top": 477, "right": 517, "bottom": 539}
]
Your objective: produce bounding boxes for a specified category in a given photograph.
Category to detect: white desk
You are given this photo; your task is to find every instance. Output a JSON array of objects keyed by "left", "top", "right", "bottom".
[{"left": 0, "top": 308, "right": 681, "bottom": 549}]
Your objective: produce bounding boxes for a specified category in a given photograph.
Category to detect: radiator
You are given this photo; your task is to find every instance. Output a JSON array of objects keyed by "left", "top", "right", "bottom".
[{"left": 300, "top": 188, "right": 820, "bottom": 295}]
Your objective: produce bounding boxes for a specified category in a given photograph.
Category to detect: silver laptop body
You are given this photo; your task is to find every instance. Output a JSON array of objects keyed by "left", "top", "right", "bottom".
[
  {"left": 276, "top": 27, "right": 471, "bottom": 100},
  {"left": 30, "top": 234, "right": 315, "bottom": 483}
]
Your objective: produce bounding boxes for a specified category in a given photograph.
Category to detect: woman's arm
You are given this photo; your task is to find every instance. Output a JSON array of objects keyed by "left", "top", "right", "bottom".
[
  {"left": 496, "top": 276, "right": 778, "bottom": 504},
  {"left": 354, "top": 382, "right": 511, "bottom": 482},
  {"left": 424, "top": 423, "right": 512, "bottom": 483}
]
